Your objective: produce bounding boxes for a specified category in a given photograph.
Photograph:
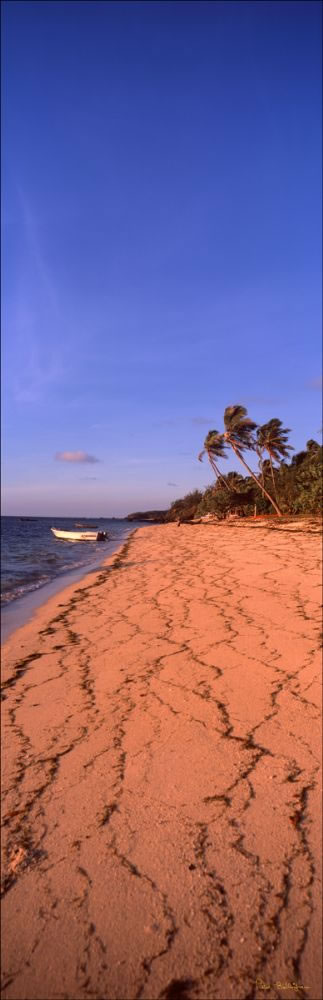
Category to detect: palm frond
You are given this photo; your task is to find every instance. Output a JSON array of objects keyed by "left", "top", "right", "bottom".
[
  {"left": 223, "top": 405, "right": 248, "bottom": 429},
  {"left": 223, "top": 406, "right": 257, "bottom": 452},
  {"left": 257, "top": 420, "right": 293, "bottom": 462},
  {"left": 203, "top": 431, "right": 228, "bottom": 459}
]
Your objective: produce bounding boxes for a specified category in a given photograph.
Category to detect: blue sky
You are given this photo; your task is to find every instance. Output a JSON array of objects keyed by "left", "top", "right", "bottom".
[{"left": 2, "top": 0, "right": 322, "bottom": 516}]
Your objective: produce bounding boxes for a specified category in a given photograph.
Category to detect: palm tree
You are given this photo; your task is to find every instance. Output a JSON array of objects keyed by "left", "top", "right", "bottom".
[
  {"left": 222, "top": 405, "right": 283, "bottom": 516},
  {"left": 256, "top": 419, "right": 293, "bottom": 503},
  {"left": 198, "top": 431, "right": 232, "bottom": 491}
]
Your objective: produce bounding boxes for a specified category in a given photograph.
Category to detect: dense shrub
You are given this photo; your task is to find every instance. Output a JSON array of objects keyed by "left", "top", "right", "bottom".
[{"left": 165, "top": 490, "right": 203, "bottom": 522}]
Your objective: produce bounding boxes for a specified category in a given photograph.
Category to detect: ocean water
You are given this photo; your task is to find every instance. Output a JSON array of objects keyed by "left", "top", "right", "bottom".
[{"left": 1, "top": 516, "right": 137, "bottom": 607}]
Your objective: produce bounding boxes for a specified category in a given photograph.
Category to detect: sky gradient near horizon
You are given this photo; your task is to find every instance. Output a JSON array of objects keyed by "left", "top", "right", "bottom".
[{"left": 2, "top": 0, "right": 322, "bottom": 516}]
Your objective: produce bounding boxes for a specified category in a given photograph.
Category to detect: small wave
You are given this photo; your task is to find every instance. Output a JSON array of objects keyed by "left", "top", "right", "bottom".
[
  {"left": 1, "top": 522, "right": 131, "bottom": 608},
  {"left": 1, "top": 575, "right": 51, "bottom": 605}
]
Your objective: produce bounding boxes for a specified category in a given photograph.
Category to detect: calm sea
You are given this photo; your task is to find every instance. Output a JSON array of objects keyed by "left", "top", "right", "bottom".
[{"left": 1, "top": 516, "right": 137, "bottom": 608}]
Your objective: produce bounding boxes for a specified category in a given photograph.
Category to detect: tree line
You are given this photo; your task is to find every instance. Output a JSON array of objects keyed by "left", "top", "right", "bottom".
[{"left": 165, "top": 405, "right": 322, "bottom": 521}]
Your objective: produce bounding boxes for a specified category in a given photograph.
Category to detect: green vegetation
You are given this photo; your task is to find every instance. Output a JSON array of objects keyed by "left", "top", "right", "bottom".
[
  {"left": 168, "top": 406, "right": 322, "bottom": 522},
  {"left": 165, "top": 490, "right": 204, "bottom": 522},
  {"left": 126, "top": 407, "right": 322, "bottom": 523},
  {"left": 127, "top": 510, "right": 168, "bottom": 521}
]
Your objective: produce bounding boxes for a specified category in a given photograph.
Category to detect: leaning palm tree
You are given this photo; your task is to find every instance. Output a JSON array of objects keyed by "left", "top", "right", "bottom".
[
  {"left": 222, "top": 405, "right": 282, "bottom": 515},
  {"left": 256, "top": 419, "right": 293, "bottom": 502},
  {"left": 198, "top": 431, "right": 232, "bottom": 491}
]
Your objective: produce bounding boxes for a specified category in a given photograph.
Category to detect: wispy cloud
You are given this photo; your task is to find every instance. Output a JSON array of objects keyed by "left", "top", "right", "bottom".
[
  {"left": 91, "top": 423, "right": 111, "bottom": 430},
  {"left": 17, "top": 186, "right": 60, "bottom": 317},
  {"left": 127, "top": 457, "right": 167, "bottom": 465},
  {"left": 11, "top": 187, "right": 65, "bottom": 403},
  {"left": 152, "top": 419, "right": 177, "bottom": 428},
  {"left": 13, "top": 343, "right": 63, "bottom": 403},
  {"left": 307, "top": 376, "right": 322, "bottom": 390},
  {"left": 243, "top": 395, "right": 283, "bottom": 405},
  {"left": 79, "top": 476, "right": 99, "bottom": 481},
  {"left": 55, "top": 451, "right": 100, "bottom": 464},
  {"left": 167, "top": 482, "right": 179, "bottom": 487},
  {"left": 191, "top": 417, "right": 214, "bottom": 426}
]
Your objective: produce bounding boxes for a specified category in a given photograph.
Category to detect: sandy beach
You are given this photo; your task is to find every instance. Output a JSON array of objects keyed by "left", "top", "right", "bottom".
[{"left": 1, "top": 522, "right": 322, "bottom": 1000}]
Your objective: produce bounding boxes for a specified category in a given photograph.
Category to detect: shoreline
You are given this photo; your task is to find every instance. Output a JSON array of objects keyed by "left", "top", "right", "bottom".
[
  {"left": 1, "top": 523, "right": 322, "bottom": 1000},
  {"left": 1, "top": 527, "right": 137, "bottom": 645}
]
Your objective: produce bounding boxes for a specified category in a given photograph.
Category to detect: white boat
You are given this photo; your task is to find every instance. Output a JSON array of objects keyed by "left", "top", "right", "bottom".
[{"left": 51, "top": 528, "right": 107, "bottom": 542}]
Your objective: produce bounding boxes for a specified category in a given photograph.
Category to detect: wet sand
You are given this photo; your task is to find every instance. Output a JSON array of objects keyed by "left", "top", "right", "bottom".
[{"left": 1, "top": 523, "right": 322, "bottom": 1000}]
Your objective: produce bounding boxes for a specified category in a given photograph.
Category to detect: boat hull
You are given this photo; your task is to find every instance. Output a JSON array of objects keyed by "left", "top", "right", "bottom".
[{"left": 51, "top": 528, "right": 107, "bottom": 542}]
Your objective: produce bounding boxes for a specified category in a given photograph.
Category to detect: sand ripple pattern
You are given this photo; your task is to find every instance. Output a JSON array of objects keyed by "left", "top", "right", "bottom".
[{"left": 1, "top": 524, "right": 322, "bottom": 1000}]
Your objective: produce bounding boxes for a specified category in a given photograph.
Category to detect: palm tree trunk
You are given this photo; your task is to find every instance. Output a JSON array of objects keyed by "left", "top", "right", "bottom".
[
  {"left": 209, "top": 458, "right": 233, "bottom": 492},
  {"left": 229, "top": 443, "right": 282, "bottom": 516},
  {"left": 269, "top": 454, "right": 279, "bottom": 503},
  {"left": 256, "top": 446, "right": 265, "bottom": 487},
  {"left": 211, "top": 459, "right": 243, "bottom": 493}
]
